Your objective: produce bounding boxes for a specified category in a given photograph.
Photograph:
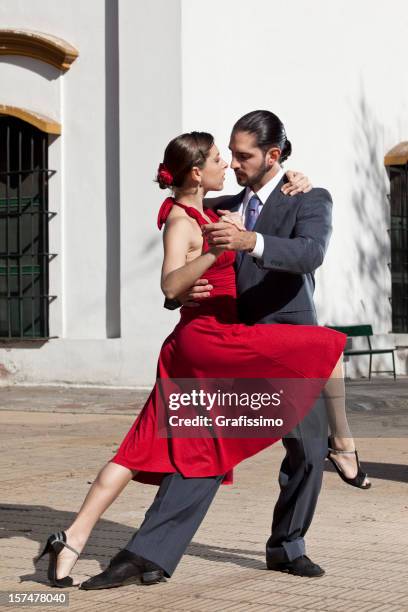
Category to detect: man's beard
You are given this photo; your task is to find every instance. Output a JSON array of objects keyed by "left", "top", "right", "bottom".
[{"left": 236, "top": 159, "right": 269, "bottom": 188}]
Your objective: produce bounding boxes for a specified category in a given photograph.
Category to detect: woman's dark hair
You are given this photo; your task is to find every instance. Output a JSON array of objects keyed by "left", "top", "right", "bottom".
[
  {"left": 232, "top": 110, "right": 292, "bottom": 162},
  {"left": 156, "top": 131, "right": 214, "bottom": 189}
]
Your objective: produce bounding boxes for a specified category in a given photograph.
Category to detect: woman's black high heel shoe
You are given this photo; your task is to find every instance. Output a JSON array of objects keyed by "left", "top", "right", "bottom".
[
  {"left": 35, "top": 531, "right": 80, "bottom": 588},
  {"left": 327, "top": 438, "right": 371, "bottom": 490}
]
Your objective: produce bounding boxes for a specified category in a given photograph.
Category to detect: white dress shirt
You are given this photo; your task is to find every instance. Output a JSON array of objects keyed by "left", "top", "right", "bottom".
[{"left": 238, "top": 167, "right": 285, "bottom": 259}]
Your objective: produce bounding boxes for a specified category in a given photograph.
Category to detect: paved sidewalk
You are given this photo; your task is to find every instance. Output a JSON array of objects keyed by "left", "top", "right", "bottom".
[{"left": 0, "top": 381, "right": 407, "bottom": 612}]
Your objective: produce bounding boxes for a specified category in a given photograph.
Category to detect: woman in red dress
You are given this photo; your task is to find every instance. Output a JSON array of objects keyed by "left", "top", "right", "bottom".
[{"left": 37, "top": 132, "right": 349, "bottom": 587}]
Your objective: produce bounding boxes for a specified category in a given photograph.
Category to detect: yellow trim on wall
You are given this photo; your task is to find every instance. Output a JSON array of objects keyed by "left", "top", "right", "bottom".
[
  {"left": 0, "top": 105, "right": 61, "bottom": 134},
  {"left": 384, "top": 142, "right": 408, "bottom": 166},
  {"left": 0, "top": 29, "right": 78, "bottom": 71}
]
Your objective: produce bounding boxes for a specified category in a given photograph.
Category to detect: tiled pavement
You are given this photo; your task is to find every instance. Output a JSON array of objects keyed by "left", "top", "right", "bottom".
[{"left": 0, "top": 382, "right": 407, "bottom": 611}]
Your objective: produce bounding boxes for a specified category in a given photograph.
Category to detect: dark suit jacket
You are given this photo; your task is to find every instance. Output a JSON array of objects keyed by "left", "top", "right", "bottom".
[
  {"left": 204, "top": 179, "right": 333, "bottom": 326},
  {"left": 165, "top": 179, "right": 333, "bottom": 326}
]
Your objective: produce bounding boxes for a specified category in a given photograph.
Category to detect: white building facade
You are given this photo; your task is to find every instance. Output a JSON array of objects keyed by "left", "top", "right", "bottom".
[{"left": 0, "top": 0, "right": 407, "bottom": 386}]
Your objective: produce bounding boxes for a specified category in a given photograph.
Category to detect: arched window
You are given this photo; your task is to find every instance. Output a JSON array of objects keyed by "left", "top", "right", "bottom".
[
  {"left": 0, "top": 28, "right": 76, "bottom": 340},
  {"left": 0, "top": 116, "right": 57, "bottom": 338}
]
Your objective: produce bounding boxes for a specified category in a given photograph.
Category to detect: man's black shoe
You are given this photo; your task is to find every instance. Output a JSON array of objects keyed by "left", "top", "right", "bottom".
[
  {"left": 266, "top": 554, "right": 325, "bottom": 577},
  {"left": 79, "top": 550, "right": 165, "bottom": 590}
]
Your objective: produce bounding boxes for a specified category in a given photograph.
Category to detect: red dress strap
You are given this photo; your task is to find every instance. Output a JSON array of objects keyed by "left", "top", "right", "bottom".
[
  {"left": 157, "top": 197, "right": 218, "bottom": 230},
  {"left": 157, "top": 197, "right": 175, "bottom": 229}
]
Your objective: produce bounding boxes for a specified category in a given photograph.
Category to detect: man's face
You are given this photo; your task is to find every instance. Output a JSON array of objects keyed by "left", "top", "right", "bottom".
[{"left": 228, "top": 130, "right": 269, "bottom": 187}]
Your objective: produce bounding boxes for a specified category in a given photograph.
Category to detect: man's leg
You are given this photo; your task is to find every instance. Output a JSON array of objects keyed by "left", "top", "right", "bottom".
[
  {"left": 80, "top": 472, "right": 224, "bottom": 589},
  {"left": 124, "top": 472, "right": 224, "bottom": 577},
  {"left": 266, "top": 396, "right": 328, "bottom": 564}
]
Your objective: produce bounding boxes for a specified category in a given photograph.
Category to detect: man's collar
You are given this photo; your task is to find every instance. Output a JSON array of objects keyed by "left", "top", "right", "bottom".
[{"left": 243, "top": 167, "right": 285, "bottom": 206}]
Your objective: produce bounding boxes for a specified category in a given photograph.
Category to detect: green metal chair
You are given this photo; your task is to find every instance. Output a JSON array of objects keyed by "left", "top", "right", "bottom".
[{"left": 327, "top": 324, "right": 396, "bottom": 380}]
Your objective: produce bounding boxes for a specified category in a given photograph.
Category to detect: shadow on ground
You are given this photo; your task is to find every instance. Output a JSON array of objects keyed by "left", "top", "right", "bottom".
[
  {"left": 2, "top": 458, "right": 407, "bottom": 587},
  {"left": 0, "top": 503, "right": 267, "bottom": 587}
]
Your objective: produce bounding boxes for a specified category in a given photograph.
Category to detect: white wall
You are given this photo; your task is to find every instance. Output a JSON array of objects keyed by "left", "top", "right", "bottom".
[
  {"left": 117, "top": 0, "right": 182, "bottom": 383},
  {"left": 0, "top": 0, "right": 182, "bottom": 385},
  {"left": 0, "top": 0, "right": 109, "bottom": 339},
  {"left": 181, "top": 0, "right": 408, "bottom": 335},
  {"left": 0, "top": 0, "right": 407, "bottom": 385}
]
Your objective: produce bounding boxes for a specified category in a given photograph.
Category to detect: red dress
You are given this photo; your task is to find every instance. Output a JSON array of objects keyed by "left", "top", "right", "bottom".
[{"left": 111, "top": 198, "right": 347, "bottom": 485}]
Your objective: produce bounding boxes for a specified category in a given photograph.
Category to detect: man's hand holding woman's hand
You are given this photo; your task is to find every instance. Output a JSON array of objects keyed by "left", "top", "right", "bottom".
[
  {"left": 216, "top": 210, "right": 246, "bottom": 230},
  {"left": 177, "top": 278, "right": 213, "bottom": 308},
  {"left": 203, "top": 210, "right": 256, "bottom": 253}
]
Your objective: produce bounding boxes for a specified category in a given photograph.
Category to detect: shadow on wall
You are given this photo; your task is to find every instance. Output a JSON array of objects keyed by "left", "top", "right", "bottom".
[
  {"left": 350, "top": 92, "right": 390, "bottom": 330},
  {"left": 105, "top": 0, "right": 121, "bottom": 338},
  {"left": 322, "top": 92, "right": 395, "bottom": 376},
  {"left": 0, "top": 56, "right": 60, "bottom": 81}
]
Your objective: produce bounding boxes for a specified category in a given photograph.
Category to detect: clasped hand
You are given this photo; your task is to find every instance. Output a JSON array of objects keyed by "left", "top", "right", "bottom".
[{"left": 202, "top": 209, "right": 256, "bottom": 254}]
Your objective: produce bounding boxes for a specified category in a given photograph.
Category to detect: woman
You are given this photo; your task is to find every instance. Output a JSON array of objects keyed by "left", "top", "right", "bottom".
[{"left": 36, "top": 132, "right": 355, "bottom": 588}]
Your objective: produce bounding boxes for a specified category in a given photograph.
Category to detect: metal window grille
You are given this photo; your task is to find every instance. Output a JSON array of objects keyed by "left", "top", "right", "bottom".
[
  {"left": 0, "top": 117, "right": 57, "bottom": 339},
  {"left": 389, "top": 164, "right": 408, "bottom": 332}
]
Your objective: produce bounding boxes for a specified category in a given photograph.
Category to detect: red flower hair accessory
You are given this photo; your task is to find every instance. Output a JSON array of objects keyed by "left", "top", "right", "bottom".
[{"left": 157, "top": 163, "right": 173, "bottom": 187}]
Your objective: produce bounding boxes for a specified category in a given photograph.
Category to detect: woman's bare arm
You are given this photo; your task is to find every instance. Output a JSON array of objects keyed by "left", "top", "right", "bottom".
[{"left": 161, "top": 216, "right": 222, "bottom": 300}]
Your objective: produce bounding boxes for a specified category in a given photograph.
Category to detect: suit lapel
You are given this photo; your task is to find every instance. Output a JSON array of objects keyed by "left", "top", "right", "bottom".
[
  {"left": 226, "top": 189, "right": 245, "bottom": 213},
  {"left": 236, "top": 178, "right": 287, "bottom": 279},
  {"left": 254, "top": 178, "right": 286, "bottom": 232}
]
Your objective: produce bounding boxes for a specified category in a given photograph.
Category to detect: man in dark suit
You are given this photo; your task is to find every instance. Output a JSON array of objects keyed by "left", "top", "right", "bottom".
[
  {"left": 199, "top": 111, "right": 333, "bottom": 577},
  {"left": 80, "top": 111, "right": 332, "bottom": 590}
]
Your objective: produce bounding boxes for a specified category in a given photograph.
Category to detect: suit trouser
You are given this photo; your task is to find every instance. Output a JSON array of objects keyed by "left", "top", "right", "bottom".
[
  {"left": 266, "top": 396, "right": 328, "bottom": 562},
  {"left": 125, "top": 472, "right": 224, "bottom": 577},
  {"left": 125, "top": 398, "right": 327, "bottom": 576}
]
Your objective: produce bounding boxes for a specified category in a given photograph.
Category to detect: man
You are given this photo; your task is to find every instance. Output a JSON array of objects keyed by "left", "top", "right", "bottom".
[
  {"left": 80, "top": 110, "right": 330, "bottom": 589},
  {"left": 200, "top": 110, "right": 332, "bottom": 577}
]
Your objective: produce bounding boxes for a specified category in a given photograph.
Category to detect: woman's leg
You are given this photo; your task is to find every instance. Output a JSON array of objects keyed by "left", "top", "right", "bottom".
[
  {"left": 324, "top": 357, "right": 370, "bottom": 485},
  {"left": 56, "top": 462, "right": 134, "bottom": 579}
]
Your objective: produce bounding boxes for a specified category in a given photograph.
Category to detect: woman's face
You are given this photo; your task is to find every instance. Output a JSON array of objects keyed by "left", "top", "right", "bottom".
[{"left": 200, "top": 144, "right": 228, "bottom": 191}]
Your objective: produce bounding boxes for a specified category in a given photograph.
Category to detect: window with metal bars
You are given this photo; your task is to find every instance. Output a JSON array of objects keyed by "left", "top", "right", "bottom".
[
  {"left": 389, "top": 164, "right": 408, "bottom": 332},
  {"left": 0, "top": 116, "right": 57, "bottom": 339}
]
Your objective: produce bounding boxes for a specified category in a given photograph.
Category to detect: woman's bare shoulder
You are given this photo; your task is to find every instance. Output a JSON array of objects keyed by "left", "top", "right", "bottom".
[{"left": 163, "top": 206, "right": 197, "bottom": 239}]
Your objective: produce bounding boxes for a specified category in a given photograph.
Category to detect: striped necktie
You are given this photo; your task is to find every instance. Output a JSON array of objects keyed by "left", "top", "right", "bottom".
[
  {"left": 236, "top": 194, "right": 261, "bottom": 268},
  {"left": 245, "top": 194, "right": 261, "bottom": 231}
]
